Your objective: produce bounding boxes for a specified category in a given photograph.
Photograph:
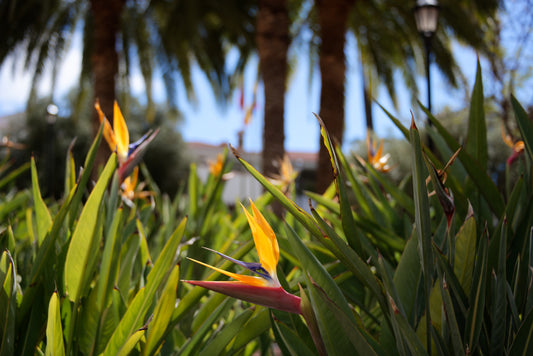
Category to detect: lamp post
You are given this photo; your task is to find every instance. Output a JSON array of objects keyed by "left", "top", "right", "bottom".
[{"left": 414, "top": 0, "right": 439, "bottom": 148}]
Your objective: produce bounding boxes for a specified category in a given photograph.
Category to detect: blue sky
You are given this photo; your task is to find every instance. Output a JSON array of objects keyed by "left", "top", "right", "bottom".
[{"left": 0, "top": 30, "right": 479, "bottom": 153}]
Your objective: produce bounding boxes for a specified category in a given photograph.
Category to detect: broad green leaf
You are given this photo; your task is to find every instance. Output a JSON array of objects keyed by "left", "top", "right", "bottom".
[
  {"left": 31, "top": 157, "right": 52, "bottom": 245},
  {"left": 64, "top": 153, "right": 117, "bottom": 302},
  {"left": 0, "top": 251, "right": 16, "bottom": 356},
  {"left": 453, "top": 215, "right": 476, "bottom": 296},
  {"left": 103, "top": 218, "right": 187, "bottom": 356},
  {"left": 465, "top": 61, "right": 488, "bottom": 170},
  {"left": 511, "top": 95, "right": 533, "bottom": 160},
  {"left": 144, "top": 265, "right": 180, "bottom": 356},
  {"left": 199, "top": 309, "right": 254, "bottom": 356},
  {"left": 45, "top": 291, "right": 65, "bottom": 356}
]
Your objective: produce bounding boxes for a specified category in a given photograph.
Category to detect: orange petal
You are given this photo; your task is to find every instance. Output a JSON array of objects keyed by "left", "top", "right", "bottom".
[
  {"left": 113, "top": 101, "right": 129, "bottom": 160},
  {"left": 242, "top": 202, "right": 279, "bottom": 277},
  {"left": 187, "top": 258, "right": 268, "bottom": 287}
]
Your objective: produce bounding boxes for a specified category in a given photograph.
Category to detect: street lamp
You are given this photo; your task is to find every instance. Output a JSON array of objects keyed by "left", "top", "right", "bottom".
[{"left": 414, "top": 0, "right": 439, "bottom": 141}]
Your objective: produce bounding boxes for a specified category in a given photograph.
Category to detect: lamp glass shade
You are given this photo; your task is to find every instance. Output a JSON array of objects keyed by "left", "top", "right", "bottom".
[{"left": 414, "top": 4, "right": 439, "bottom": 36}]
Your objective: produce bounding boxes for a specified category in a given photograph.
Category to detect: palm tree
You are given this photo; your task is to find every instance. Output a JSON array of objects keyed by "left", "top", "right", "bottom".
[
  {"left": 313, "top": 0, "right": 500, "bottom": 192},
  {"left": 256, "top": 0, "right": 290, "bottom": 178},
  {"left": 0, "top": 0, "right": 253, "bottom": 138},
  {"left": 315, "top": 0, "right": 354, "bottom": 192}
]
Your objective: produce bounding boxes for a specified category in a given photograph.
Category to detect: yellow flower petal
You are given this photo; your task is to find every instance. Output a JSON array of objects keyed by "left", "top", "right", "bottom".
[
  {"left": 95, "top": 100, "right": 118, "bottom": 153},
  {"left": 187, "top": 258, "right": 268, "bottom": 287},
  {"left": 241, "top": 202, "right": 279, "bottom": 277},
  {"left": 113, "top": 101, "right": 129, "bottom": 160}
]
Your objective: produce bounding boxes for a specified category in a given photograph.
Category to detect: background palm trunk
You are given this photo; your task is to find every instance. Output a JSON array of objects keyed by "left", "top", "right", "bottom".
[
  {"left": 316, "top": 0, "right": 354, "bottom": 193},
  {"left": 90, "top": 0, "right": 125, "bottom": 167},
  {"left": 256, "top": 0, "right": 289, "bottom": 178}
]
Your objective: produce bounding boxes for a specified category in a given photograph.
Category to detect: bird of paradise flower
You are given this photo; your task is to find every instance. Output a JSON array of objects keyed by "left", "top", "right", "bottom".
[
  {"left": 185, "top": 201, "right": 301, "bottom": 314},
  {"left": 95, "top": 100, "right": 159, "bottom": 183}
]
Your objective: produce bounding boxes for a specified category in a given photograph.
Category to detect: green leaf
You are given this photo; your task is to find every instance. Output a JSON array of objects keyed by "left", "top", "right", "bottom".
[
  {"left": 508, "top": 309, "right": 533, "bottom": 356},
  {"left": 228, "top": 308, "right": 271, "bottom": 353},
  {"left": 0, "top": 161, "right": 29, "bottom": 191},
  {"left": 179, "top": 298, "right": 232, "bottom": 356},
  {"left": 308, "top": 278, "right": 380, "bottom": 356},
  {"left": 465, "top": 61, "right": 488, "bottom": 170},
  {"left": 426, "top": 109, "right": 504, "bottom": 217},
  {"left": 231, "top": 146, "right": 323, "bottom": 239},
  {"left": 64, "top": 153, "right": 117, "bottom": 302},
  {"left": 31, "top": 157, "right": 52, "bottom": 245},
  {"left": 316, "top": 114, "right": 362, "bottom": 254},
  {"left": 490, "top": 221, "right": 507, "bottom": 354},
  {"left": 410, "top": 120, "right": 433, "bottom": 351},
  {"left": 309, "top": 207, "right": 388, "bottom": 312},
  {"left": 380, "top": 235, "right": 420, "bottom": 352},
  {"left": 103, "top": 218, "right": 187, "bottom": 356},
  {"left": 45, "top": 291, "right": 65, "bottom": 356},
  {"left": 465, "top": 234, "right": 488, "bottom": 352},
  {"left": 116, "top": 328, "right": 146, "bottom": 356},
  {"left": 0, "top": 251, "right": 16, "bottom": 356},
  {"left": 97, "top": 208, "right": 124, "bottom": 312},
  {"left": 298, "top": 285, "right": 326, "bottom": 356},
  {"left": 511, "top": 95, "right": 533, "bottom": 160},
  {"left": 453, "top": 214, "right": 476, "bottom": 296},
  {"left": 68, "top": 120, "right": 105, "bottom": 227},
  {"left": 272, "top": 316, "right": 318, "bottom": 356},
  {"left": 389, "top": 295, "right": 428, "bottom": 356},
  {"left": 144, "top": 264, "right": 180, "bottom": 356},
  {"left": 438, "top": 273, "right": 465, "bottom": 356},
  {"left": 284, "top": 223, "right": 355, "bottom": 322},
  {"left": 199, "top": 309, "right": 254, "bottom": 356}
]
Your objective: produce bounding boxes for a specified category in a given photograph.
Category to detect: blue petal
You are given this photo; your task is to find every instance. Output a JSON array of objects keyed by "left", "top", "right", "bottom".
[
  {"left": 128, "top": 130, "right": 152, "bottom": 156},
  {"left": 203, "top": 247, "right": 272, "bottom": 280}
]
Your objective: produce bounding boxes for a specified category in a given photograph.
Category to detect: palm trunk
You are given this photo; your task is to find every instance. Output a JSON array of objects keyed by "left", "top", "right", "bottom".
[
  {"left": 90, "top": 0, "right": 125, "bottom": 168},
  {"left": 256, "top": 0, "right": 289, "bottom": 178},
  {"left": 316, "top": 0, "right": 354, "bottom": 193}
]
